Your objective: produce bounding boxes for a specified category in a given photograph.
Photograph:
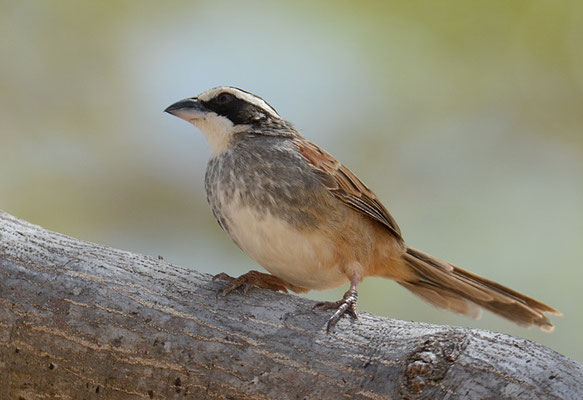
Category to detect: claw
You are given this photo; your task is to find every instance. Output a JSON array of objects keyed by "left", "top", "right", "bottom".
[
  {"left": 313, "top": 288, "right": 359, "bottom": 333},
  {"left": 212, "top": 272, "right": 237, "bottom": 298}
]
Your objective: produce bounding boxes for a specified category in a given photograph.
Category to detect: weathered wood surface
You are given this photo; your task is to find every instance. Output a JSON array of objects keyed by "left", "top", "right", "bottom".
[{"left": 0, "top": 210, "right": 581, "bottom": 400}]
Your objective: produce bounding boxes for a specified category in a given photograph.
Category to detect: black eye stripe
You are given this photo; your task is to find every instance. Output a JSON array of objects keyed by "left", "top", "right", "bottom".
[{"left": 201, "top": 96, "right": 271, "bottom": 125}]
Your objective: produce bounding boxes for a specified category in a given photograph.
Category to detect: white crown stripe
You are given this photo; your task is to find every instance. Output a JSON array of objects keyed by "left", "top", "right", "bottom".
[{"left": 198, "top": 87, "right": 280, "bottom": 118}]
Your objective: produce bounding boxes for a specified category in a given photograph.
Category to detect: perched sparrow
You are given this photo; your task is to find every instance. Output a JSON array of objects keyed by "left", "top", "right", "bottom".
[{"left": 165, "top": 87, "right": 560, "bottom": 332}]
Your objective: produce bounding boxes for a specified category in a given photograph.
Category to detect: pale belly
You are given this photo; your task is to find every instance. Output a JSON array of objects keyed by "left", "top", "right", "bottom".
[{"left": 222, "top": 203, "right": 348, "bottom": 291}]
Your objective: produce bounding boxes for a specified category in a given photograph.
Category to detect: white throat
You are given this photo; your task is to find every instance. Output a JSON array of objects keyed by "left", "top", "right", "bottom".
[{"left": 190, "top": 113, "right": 246, "bottom": 157}]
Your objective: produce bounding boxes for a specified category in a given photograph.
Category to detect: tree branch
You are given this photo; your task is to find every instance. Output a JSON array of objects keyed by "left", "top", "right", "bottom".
[{"left": 0, "top": 210, "right": 581, "bottom": 399}]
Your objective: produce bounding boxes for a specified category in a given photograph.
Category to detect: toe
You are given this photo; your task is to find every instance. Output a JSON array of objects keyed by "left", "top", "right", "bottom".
[
  {"left": 346, "top": 305, "right": 359, "bottom": 320},
  {"left": 242, "top": 282, "right": 254, "bottom": 294},
  {"left": 212, "top": 272, "right": 235, "bottom": 283},
  {"left": 312, "top": 301, "right": 340, "bottom": 312}
]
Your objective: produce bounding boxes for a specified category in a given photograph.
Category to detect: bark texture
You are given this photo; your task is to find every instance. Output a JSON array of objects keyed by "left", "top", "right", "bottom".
[{"left": 0, "top": 210, "right": 581, "bottom": 400}]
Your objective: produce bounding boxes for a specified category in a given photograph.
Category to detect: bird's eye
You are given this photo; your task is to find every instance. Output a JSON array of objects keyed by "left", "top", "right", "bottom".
[{"left": 216, "top": 93, "right": 233, "bottom": 104}]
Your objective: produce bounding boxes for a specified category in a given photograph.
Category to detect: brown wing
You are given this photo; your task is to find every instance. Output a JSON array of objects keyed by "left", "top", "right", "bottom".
[{"left": 294, "top": 138, "right": 403, "bottom": 240}]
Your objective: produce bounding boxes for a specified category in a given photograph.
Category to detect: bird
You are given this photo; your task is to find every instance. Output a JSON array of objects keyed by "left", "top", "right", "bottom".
[{"left": 164, "top": 86, "right": 561, "bottom": 333}]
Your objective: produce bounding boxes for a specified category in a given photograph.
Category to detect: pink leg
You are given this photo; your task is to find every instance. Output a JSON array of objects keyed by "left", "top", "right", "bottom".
[{"left": 312, "top": 274, "right": 360, "bottom": 333}]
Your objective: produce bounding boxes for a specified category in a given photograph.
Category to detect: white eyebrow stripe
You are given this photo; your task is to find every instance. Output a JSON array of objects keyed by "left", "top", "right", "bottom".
[{"left": 197, "top": 86, "right": 280, "bottom": 118}]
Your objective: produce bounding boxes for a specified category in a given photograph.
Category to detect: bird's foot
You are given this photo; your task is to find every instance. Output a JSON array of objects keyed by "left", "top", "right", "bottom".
[
  {"left": 312, "top": 288, "right": 359, "bottom": 333},
  {"left": 212, "top": 270, "right": 290, "bottom": 297}
]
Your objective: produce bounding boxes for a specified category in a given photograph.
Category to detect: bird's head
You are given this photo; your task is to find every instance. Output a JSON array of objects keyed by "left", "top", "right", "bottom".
[{"left": 165, "top": 86, "right": 288, "bottom": 156}]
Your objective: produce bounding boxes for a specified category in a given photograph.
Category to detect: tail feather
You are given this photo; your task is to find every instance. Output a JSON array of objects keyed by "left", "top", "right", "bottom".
[
  {"left": 399, "top": 247, "right": 561, "bottom": 332},
  {"left": 399, "top": 281, "right": 482, "bottom": 319}
]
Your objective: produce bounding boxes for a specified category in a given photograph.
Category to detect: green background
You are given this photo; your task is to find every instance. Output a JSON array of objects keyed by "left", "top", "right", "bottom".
[{"left": 1, "top": 1, "right": 582, "bottom": 362}]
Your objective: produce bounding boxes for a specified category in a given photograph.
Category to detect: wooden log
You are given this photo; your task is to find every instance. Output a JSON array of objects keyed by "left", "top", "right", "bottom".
[{"left": 0, "top": 211, "right": 581, "bottom": 399}]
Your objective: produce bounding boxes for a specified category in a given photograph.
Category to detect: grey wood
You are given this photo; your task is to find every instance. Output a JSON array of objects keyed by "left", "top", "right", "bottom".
[{"left": 0, "top": 211, "right": 581, "bottom": 399}]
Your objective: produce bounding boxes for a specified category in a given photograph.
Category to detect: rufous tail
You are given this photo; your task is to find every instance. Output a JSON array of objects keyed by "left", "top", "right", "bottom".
[{"left": 396, "top": 247, "right": 561, "bottom": 332}]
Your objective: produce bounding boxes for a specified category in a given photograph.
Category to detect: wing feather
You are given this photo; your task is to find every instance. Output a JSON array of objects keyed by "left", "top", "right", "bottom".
[{"left": 295, "top": 139, "right": 402, "bottom": 240}]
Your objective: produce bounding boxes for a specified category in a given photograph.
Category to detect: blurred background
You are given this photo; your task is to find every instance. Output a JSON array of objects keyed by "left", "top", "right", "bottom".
[{"left": 1, "top": 1, "right": 582, "bottom": 362}]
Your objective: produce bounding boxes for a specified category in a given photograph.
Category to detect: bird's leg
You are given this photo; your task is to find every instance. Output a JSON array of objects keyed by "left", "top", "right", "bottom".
[
  {"left": 212, "top": 270, "right": 294, "bottom": 297},
  {"left": 312, "top": 275, "right": 360, "bottom": 333}
]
